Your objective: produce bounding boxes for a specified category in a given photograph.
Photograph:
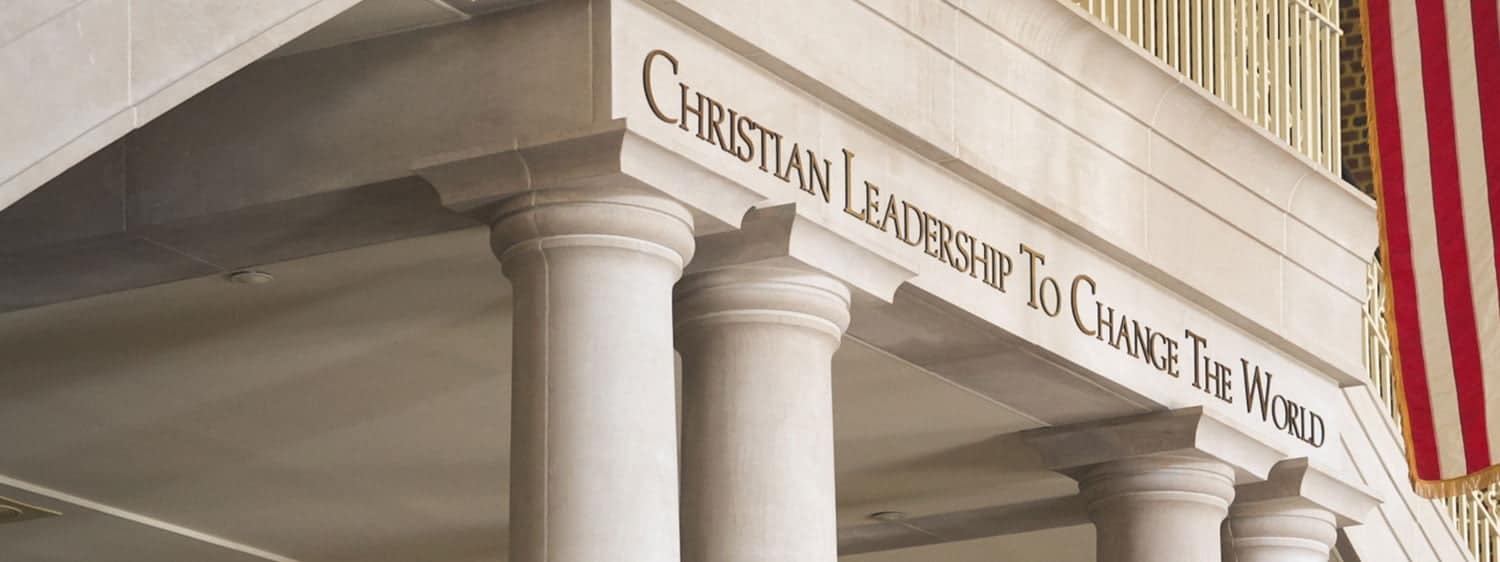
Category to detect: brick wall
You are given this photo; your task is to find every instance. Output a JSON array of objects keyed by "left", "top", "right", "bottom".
[{"left": 1340, "top": 0, "right": 1375, "bottom": 197}]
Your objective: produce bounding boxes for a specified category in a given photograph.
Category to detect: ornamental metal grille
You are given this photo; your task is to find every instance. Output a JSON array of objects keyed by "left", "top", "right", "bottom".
[
  {"left": 1073, "top": 0, "right": 1342, "bottom": 172},
  {"left": 1365, "top": 258, "right": 1500, "bottom": 560}
]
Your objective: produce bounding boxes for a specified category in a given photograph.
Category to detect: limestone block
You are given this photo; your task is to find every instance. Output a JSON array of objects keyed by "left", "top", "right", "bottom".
[
  {"left": 128, "top": 2, "right": 596, "bottom": 225},
  {"left": 0, "top": 0, "right": 83, "bottom": 45},
  {"left": 1145, "top": 137, "right": 1286, "bottom": 251},
  {"left": 948, "top": 0, "right": 1180, "bottom": 124},
  {"left": 1288, "top": 172, "right": 1380, "bottom": 258},
  {"left": 1281, "top": 261, "right": 1364, "bottom": 376},
  {"left": 951, "top": 12, "right": 1152, "bottom": 175},
  {"left": 758, "top": 0, "right": 956, "bottom": 152},
  {"left": 0, "top": 0, "right": 128, "bottom": 185},
  {"left": 129, "top": 0, "right": 317, "bottom": 103},
  {"left": 953, "top": 67, "right": 1149, "bottom": 256},
  {"left": 1144, "top": 182, "right": 1282, "bottom": 331},
  {"left": 855, "top": 0, "right": 955, "bottom": 51},
  {"left": 1284, "top": 217, "right": 1368, "bottom": 299}
]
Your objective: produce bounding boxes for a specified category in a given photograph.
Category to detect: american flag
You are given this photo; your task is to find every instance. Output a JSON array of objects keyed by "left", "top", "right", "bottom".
[{"left": 1366, "top": 0, "right": 1500, "bottom": 497}]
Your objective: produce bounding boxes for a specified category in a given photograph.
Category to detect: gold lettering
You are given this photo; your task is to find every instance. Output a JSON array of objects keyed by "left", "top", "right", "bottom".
[
  {"left": 1115, "top": 315, "right": 1138, "bottom": 358},
  {"left": 923, "top": 213, "right": 942, "bottom": 258},
  {"left": 997, "top": 250, "right": 1012, "bottom": 292},
  {"left": 735, "top": 115, "right": 757, "bottom": 162},
  {"left": 842, "top": 150, "right": 865, "bottom": 221},
  {"left": 1019, "top": 244, "right": 1046, "bottom": 310},
  {"left": 681, "top": 88, "right": 707, "bottom": 139},
  {"left": 953, "top": 230, "right": 973, "bottom": 272},
  {"left": 808, "top": 150, "right": 833, "bottom": 203},
  {"left": 782, "top": 143, "right": 805, "bottom": 189},
  {"left": 901, "top": 202, "right": 924, "bottom": 246},
  {"left": 1039, "top": 276, "right": 1062, "bottom": 316},
  {"left": 1133, "top": 324, "right": 1153, "bottom": 365},
  {"left": 880, "top": 193, "right": 900, "bottom": 235},
  {"left": 1071, "top": 274, "right": 1097, "bottom": 336},
  {"left": 758, "top": 126, "right": 783, "bottom": 173},
  {"left": 1162, "top": 336, "right": 1180, "bottom": 376},
  {"left": 1149, "top": 330, "right": 1175, "bottom": 374},
  {"left": 863, "top": 182, "right": 882, "bottom": 230},
  {"left": 937, "top": 220, "right": 955, "bottom": 265},
  {"left": 726, "top": 108, "right": 741, "bottom": 156},
  {"left": 1185, "top": 329, "right": 1209, "bottom": 389},
  {"left": 973, "top": 242, "right": 993, "bottom": 284},
  {"left": 642, "top": 49, "right": 679, "bottom": 124},
  {"left": 1097, "top": 303, "right": 1116, "bottom": 344},
  {"left": 706, "top": 99, "right": 729, "bottom": 152}
]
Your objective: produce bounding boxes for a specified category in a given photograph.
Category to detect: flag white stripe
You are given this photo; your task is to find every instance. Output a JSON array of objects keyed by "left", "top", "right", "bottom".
[
  {"left": 1390, "top": 0, "right": 1470, "bottom": 478},
  {"left": 1443, "top": 0, "right": 1500, "bottom": 462}
]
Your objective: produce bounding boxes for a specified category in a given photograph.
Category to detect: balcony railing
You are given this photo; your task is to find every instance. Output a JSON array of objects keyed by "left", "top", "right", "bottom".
[
  {"left": 1365, "top": 259, "right": 1500, "bottom": 561},
  {"left": 1074, "top": 0, "right": 1342, "bottom": 172}
]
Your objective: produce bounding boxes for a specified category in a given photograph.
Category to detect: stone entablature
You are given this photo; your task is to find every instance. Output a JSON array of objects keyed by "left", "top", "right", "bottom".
[
  {"left": 581, "top": 0, "right": 1349, "bottom": 466},
  {"left": 4, "top": 0, "right": 1374, "bottom": 400}
]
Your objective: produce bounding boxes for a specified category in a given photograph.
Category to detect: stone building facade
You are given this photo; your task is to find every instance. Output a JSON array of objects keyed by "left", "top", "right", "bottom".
[{"left": 0, "top": 1, "right": 1473, "bottom": 561}]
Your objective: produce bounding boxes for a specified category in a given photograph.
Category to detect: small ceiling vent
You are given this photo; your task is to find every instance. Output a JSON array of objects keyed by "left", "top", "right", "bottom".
[{"left": 0, "top": 497, "right": 58, "bottom": 525}]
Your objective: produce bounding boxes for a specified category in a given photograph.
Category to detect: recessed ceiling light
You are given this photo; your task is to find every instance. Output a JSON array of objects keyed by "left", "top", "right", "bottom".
[
  {"left": 227, "top": 270, "right": 274, "bottom": 285},
  {"left": 868, "top": 511, "right": 908, "bottom": 522}
]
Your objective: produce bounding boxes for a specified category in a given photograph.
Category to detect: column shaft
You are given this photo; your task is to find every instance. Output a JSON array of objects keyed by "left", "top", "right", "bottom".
[
  {"left": 493, "top": 188, "right": 695, "bottom": 562},
  {"left": 676, "top": 265, "right": 851, "bottom": 562}
]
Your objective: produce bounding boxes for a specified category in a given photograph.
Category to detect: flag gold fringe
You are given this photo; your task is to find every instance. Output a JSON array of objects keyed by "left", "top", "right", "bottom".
[
  {"left": 1361, "top": 0, "right": 1500, "bottom": 500},
  {"left": 1360, "top": 0, "right": 1421, "bottom": 500},
  {"left": 1414, "top": 464, "right": 1500, "bottom": 499}
]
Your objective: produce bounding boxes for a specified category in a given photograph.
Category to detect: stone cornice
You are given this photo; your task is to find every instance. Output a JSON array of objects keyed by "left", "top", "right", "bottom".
[
  {"left": 1021, "top": 407, "right": 1287, "bottom": 484},
  {"left": 413, "top": 121, "right": 764, "bottom": 233},
  {"left": 1234, "top": 458, "right": 1382, "bottom": 527},
  {"left": 415, "top": 123, "right": 921, "bottom": 303},
  {"left": 688, "top": 204, "right": 919, "bottom": 303}
]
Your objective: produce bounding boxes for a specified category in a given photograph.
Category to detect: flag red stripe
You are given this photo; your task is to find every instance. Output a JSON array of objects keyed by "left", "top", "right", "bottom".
[
  {"left": 1414, "top": 0, "right": 1493, "bottom": 472},
  {"left": 1474, "top": 0, "right": 1500, "bottom": 373},
  {"left": 1368, "top": 0, "right": 1443, "bottom": 480}
]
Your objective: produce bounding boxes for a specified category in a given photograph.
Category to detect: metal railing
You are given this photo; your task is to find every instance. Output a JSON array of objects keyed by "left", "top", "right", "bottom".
[
  {"left": 1075, "top": 0, "right": 1342, "bottom": 172},
  {"left": 1364, "top": 257, "right": 1401, "bottom": 426},
  {"left": 1364, "top": 259, "right": 1500, "bottom": 561},
  {"left": 1444, "top": 489, "right": 1500, "bottom": 561}
]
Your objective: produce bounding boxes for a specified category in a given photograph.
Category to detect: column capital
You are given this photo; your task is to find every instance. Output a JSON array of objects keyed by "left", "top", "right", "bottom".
[
  {"left": 688, "top": 203, "right": 918, "bottom": 303},
  {"left": 1226, "top": 459, "right": 1377, "bottom": 562},
  {"left": 1076, "top": 454, "right": 1237, "bottom": 509},
  {"left": 1057, "top": 449, "right": 1239, "bottom": 562},
  {"left": 1233, "top": 458, "right": 1380, "bottom": 527},
  {"left": 488, "top": 186, "right": 696, "bottom": 269},
  {"left": 1021, "top": 407, "right": 1285, "bottom": 483},
  {"left": 675, "top": 265, "right": 852, "bottom": 342}
]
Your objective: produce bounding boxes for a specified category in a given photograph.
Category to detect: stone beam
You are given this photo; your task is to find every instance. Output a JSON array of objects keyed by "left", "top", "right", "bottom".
[{"left": 836, "top": 495, "right": 1090, "bottom": 555}]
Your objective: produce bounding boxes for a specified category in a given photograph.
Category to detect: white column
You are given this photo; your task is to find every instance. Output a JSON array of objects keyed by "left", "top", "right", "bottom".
[
  {"left": 1227, "top": 458, "right": 1379, "bottom": 562},
  {"left": 1227, "top": 502, "right": 1336, "bottom": 562},
  {"left": 491, "top": 187, "right": 695, "bottom": 562},
  {"left": 1023, "top": 409, "right": 1289, "bottom": 562},
  {"left": 1079, "top": 455, "right": 1236, "bottom": 562},
  {"left": 676, "top": 264, "right": 851, "bottom": 562}
]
